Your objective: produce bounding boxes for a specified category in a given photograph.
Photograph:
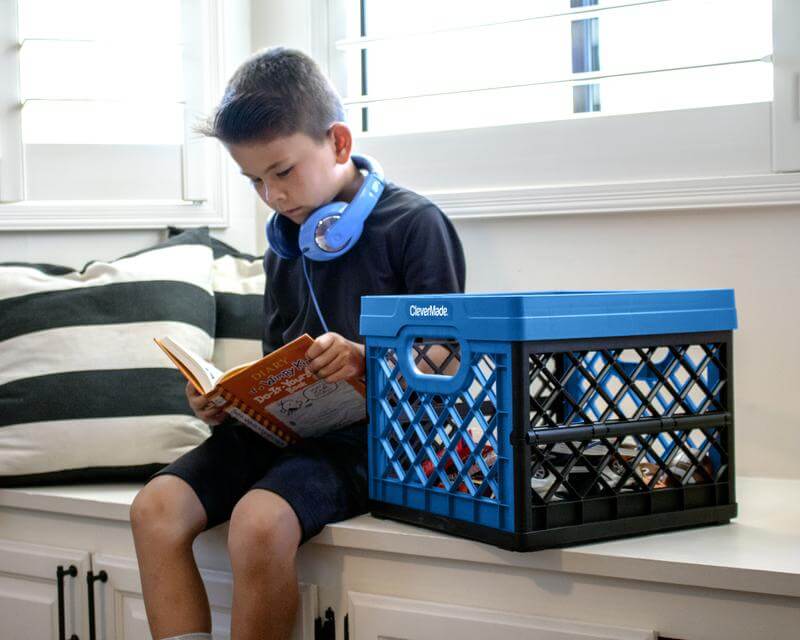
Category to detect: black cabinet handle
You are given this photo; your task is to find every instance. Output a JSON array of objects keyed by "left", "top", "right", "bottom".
[
  {"left": 86, "top": 570, "right": 108, "bottom": 640},
  {"left": 56, "top": 564, "right": 79, "bottom": 640}
]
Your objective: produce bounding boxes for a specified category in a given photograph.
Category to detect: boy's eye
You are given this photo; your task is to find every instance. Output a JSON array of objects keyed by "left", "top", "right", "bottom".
[
  {"left": 276, "top": 167, "right": 293, "bottom": 178},
  {"left": 249, "top": 177, "right": 261, "bottom": 184}
]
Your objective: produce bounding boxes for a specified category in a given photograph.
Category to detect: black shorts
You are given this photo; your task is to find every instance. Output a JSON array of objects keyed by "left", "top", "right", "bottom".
[{"left": 148, "top": 419, "right": 369, "bottom": 544}]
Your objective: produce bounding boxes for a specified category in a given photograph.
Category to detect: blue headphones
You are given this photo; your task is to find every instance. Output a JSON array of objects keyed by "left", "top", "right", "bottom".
[
  {"left": 266, "top": 154, "right": 385, "bottom": 261},
  {"left": 265, "top": 153, "right": 385, "bottom": 334}
]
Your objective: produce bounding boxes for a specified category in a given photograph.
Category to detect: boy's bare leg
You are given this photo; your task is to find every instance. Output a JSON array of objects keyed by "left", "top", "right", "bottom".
[
  {"left": 130, "top": 475, "right": 212, "bottom": 639},
  {"left": 228, "top": 490, "right": 303, "bottom": 640}
]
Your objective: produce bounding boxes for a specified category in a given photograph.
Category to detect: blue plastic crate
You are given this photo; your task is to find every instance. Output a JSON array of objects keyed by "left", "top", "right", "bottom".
[{"left": 361, "top": 290, "right": 738, "bottom": 551}]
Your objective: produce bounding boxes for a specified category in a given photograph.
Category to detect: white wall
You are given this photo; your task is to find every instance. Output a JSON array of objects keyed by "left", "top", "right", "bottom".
[{"left": 452, "top": 205, "right": 800, "bottom": 479}]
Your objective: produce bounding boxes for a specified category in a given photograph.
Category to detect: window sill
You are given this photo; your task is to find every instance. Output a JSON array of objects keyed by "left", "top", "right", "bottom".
[
  {"left": 427, "top": 172, "right": 800, "bottom": 220},
  {"left": 0, "top": 199, "right": 229, "bottom": 231}
]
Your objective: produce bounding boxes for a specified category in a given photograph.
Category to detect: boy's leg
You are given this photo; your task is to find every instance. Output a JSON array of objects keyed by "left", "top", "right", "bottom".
[
  {"left": 226, "top": 437, "right": 368, "bottom": 640},
  {"left": 133, "top": 421, "right": 285, "bottom": 638},
  {"left": 227, "top": 489, "right": 303, "bottom": 640},
  {"left": 130, "top": 475, "right": 211, "bottom": 639}
]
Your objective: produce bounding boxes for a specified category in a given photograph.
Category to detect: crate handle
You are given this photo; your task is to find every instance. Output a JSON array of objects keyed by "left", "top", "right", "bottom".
[{"left": 397, "top": 327, "right": 473, "bottom": 394}]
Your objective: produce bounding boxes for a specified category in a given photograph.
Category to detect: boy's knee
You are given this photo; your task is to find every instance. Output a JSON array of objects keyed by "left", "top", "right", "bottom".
[
  {"left": 130, "top": 476, "right": 206, "bottom": 543},
  {"left": 227, "top": 490, "right": 301, "bottom": 563}
]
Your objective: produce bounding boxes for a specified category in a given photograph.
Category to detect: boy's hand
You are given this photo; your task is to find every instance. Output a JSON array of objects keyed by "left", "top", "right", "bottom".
[
  {"left": 185, "top": 382, "right": 228, "bottom": 426},
  {"left": 306, "top": 332, "right": 365, "bottom": 383}
]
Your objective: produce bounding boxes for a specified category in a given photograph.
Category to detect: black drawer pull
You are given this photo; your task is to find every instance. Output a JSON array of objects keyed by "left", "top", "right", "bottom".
[
  {"left": 86, "top": 570, "right": 108, "bottom": 640},
  {"left": 56, "top": 564, "right": 79, "bottom": 640}
]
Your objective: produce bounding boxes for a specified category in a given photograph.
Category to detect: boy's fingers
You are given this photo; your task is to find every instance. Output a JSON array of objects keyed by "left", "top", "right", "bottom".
[
  {"left": 199, "top": 406, "right": 224, "bottom": 419},
  {"left": 188, "top": 395, "right": 208, "bottom": 410},
  {"left": 316, "top": 351, "right": 348, "bottom": 379},
  {"left": 305, "top": 332, "right": 335, "bottom": 360},
  {"left": 195, "top": 408, "right": 226, "bottom": 427},
  {"left": 323, "top": 368, "right": 348, "bottom": 383},
  {"left": 187, "top": 381, "right": 203, "bottom": 394},
  {"left": 326, "top": 360, "right": 360, "bottom": 383},
  {"left": 308, "top": 345, "right": 341, "bottom": 373}
]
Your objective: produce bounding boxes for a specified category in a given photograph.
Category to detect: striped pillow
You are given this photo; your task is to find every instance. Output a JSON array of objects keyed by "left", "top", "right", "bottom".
[
  {"left": 0, "top": 227, "right": 216, "bottom": 486},
  {"left": 210, "top": 238, "right": 266, "bottom": 369},
  {"left": 168, "top": 228, "right": 265, "bottom": 369}
]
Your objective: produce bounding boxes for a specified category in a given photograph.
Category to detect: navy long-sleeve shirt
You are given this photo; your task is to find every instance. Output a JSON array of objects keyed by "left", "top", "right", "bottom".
[{"left": 262, "top": 181, "right": 466, "bottom": 352}]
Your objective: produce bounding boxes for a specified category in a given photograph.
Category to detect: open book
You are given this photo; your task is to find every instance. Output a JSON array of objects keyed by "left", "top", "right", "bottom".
[{"left": 154, "top": 334, "right": 366, "bottom": 448}]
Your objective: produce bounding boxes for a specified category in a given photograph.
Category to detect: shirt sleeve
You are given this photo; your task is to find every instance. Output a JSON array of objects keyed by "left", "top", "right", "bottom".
[
  {"left": 400, "top": 204, "right": 466, "bottom": 295},
  {"left": 261, "top": 278, "right": 285, "bottom": 356}
]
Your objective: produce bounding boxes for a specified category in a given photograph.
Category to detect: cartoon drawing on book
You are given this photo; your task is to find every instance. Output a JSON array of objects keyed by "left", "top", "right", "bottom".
[
  {"left": 278, "top": 397, "right": 308, "bottom": 420},
  {"left": 264, "top": 378, "right": 365, "bottom": 437},
  {"left": 304, "top": 380, "right": 338, "bottom": 401}
]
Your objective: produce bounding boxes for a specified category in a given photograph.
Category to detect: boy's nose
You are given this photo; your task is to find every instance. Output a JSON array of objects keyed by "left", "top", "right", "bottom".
[{"left": 267, "top": 191, "right": 286, "bottom": 211}]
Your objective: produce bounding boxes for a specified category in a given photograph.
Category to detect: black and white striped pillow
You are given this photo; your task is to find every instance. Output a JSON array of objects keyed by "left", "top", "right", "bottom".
[
  {"left": 169, "top": 228, "right": 265, "bottom": 369},
  {"left": 0, "top": 227, "right": 216, "bottom": 486}
]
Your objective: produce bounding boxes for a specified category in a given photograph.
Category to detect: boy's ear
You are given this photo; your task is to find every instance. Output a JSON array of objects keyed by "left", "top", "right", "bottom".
[{"left": 327, "top": 122, "right": 353, "bottom": 165}]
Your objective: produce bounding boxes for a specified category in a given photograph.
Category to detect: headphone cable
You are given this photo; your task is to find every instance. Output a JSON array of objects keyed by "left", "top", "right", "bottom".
[{"left": 302, "top": 255, "right": 330, "bottom": 334}]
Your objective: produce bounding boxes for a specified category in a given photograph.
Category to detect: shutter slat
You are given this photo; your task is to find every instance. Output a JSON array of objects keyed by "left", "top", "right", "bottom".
[
  {"left": 336, "top": 0, "right": 671, "bottom": 49},
  {"left": 343, "top": 58, "right": 770, "bottom": 107}
]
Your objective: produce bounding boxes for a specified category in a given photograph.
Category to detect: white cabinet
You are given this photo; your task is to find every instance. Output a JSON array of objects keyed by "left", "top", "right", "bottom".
[
  {"left": 345, "top": 591, "right": 655, "bottom": 640},
  {"left": 91, "top": 553, "right": 319, "bottom": 640},
  {"left": 0, "top": 539, "right": 319, "bottom": 640},
  {"left": 0, "top": 539, "right": 91, "bottom": 640},
  {"left": 2, "top": 479, "right": 798, "bottom": 640}
]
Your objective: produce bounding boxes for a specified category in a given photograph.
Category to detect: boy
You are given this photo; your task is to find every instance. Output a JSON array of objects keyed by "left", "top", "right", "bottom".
[{"left": 130, "top": 47, "right": 465, "bottom": 640}]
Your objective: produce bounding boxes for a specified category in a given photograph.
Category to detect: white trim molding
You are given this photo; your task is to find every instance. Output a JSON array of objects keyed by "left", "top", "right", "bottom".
[
  {"left": 0, "top": 199, "right": 228, "bottom": 230},
  {"left": 428, "top": 173, "right": 800, "bottom": 220},
  {"left": 7, "top": 169, "right": 796, "bottom": 231}
]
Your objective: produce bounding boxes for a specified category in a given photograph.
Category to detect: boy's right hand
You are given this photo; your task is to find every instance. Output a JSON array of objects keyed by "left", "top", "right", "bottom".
[{"left": 185, "top": 382, "right": 228, "bottom": 426}]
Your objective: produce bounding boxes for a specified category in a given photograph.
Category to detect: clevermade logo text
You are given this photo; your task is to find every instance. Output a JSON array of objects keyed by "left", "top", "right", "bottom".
[{"left": 409, "top": 303, "right": 450, "bottom": 318}]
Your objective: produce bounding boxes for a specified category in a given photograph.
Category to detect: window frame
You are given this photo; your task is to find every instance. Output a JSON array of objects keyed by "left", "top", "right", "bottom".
[
  {"left": 0, "top": 0, "right": 247, "bottom": 231},
  {"left": 325, "top": 0, "right": 800, "bottom": 219}
]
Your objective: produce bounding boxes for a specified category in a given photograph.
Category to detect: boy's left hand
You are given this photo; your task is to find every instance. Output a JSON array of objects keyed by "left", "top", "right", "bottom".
[{"left": 305, "top": 332, "right": 366, "bottom": 383}]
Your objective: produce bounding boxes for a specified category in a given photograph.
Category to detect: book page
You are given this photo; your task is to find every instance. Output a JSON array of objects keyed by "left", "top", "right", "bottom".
[
  {"left": 156, "top": 337, "right": 223, "bottom": 394},
  {"left": 263, "top": 378, "right": 366, "bottom": 438}
]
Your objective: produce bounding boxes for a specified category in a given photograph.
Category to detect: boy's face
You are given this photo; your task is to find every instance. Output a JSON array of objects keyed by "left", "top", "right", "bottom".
[{"left": 225, "top": 131, "right": 344, "bottom": 226}]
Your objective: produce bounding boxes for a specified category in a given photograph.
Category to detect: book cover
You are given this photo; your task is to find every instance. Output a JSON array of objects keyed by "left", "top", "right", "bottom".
[{"left": 155, "top": 334, "right": 366, "bottom": 448}]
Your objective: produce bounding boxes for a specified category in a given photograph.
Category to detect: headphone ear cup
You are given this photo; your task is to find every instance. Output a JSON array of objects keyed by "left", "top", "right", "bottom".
[
  {"left": 284, "top": 154, "right": 385, "bottom": 262},
  {"left": 266, "top": 213, "right": 301, "bottom": 259},
  {"left": 298, "top": 201, "right": 348, "bottom": 260}
]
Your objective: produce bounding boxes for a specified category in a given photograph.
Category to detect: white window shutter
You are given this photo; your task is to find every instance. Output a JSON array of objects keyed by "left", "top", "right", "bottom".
[
  {"left": 772, "top": 0, "right": 800, "bottom": 172},
  {"left": 336, "top": 0, "right": 772, "bottom": 137},
  {"left": 0, "top": 0, "right": 25, "bottom": 203},
  {"left": 181, "top": 0, "right": 209, "bottom": 203}
]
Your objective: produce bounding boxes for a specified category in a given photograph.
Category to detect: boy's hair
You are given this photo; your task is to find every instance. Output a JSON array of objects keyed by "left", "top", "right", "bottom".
[{"left": 196, "top": 47, "right": 345, "bottom": 145}]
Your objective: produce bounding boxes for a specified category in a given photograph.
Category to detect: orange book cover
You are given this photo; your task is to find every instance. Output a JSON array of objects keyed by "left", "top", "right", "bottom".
[{"left": 155, "top": 334, "right": 366, "bottom": 448}]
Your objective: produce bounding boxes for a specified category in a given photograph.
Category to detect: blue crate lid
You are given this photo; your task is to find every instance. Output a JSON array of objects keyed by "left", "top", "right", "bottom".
[{"left": 360, "top": 289, "right": 737, "bottom": 341}]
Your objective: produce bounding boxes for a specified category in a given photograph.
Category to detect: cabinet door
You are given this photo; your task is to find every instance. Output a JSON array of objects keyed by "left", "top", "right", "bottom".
[
  {"left": 346, "top": 591, "right": 656, "bottom": 640},
  {"left": 0, "top": 538, "right": 91, "bottom": 640},
  {"left": 91, "top": 553, "right": 319, "bottom": 640}
]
